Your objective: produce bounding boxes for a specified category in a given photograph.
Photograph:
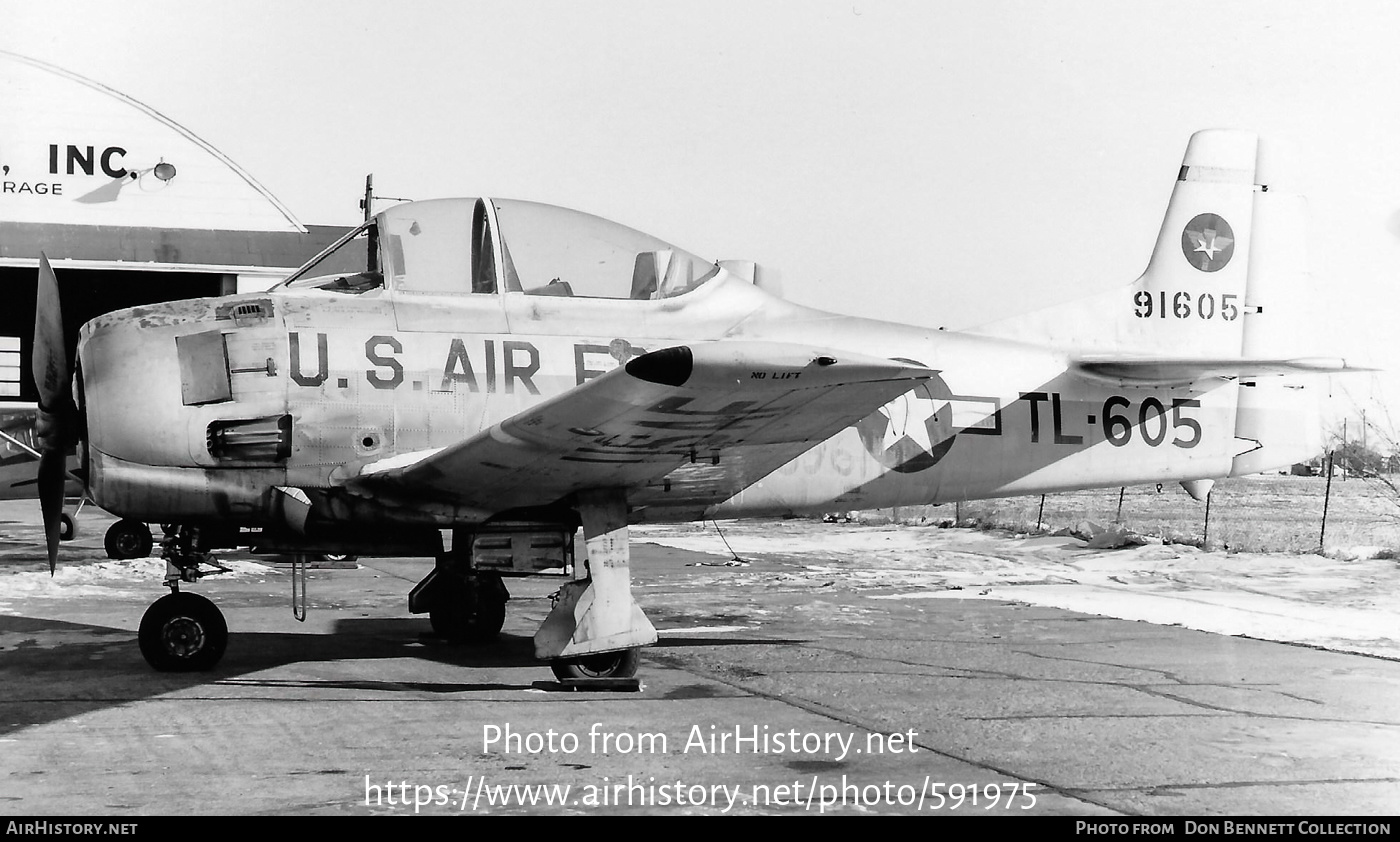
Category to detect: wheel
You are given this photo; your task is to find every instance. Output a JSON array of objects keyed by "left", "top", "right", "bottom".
[
  {"left": 550, "top": 648, "right": 641, "bottom": 681},
  {"left": 138, "top": 592, "right": 228, "bottom": 672},
  {"left": 429, "top": 574, "right": 508, "bottom": 642},
  {"left": 320, "top": 553, "right": 357, "bottom": 563},
  {"left": 428, "top": 573, "right": 508, "bottom": 642},
  {"left": 105, "top": 519, "right": 153, "bottom": 559},
  {"left": 58, "top": 514, "right": 75, "bottom": 542}
]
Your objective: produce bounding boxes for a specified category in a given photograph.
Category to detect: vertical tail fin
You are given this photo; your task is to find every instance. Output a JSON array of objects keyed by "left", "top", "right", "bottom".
[
  {"left": 1128, "top": 129, "right": 1259, "bottom": 357},
  {"left": 970, "top": 129, "right": 1280, "bottom": 356},
  {"left": 970, "top": 129, "right": 1331, "bottom": 474}
]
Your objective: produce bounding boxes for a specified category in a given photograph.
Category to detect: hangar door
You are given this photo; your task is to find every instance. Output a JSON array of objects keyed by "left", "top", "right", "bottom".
[{"left": 0, "top": 267, "right": 224, "bottom": 403}]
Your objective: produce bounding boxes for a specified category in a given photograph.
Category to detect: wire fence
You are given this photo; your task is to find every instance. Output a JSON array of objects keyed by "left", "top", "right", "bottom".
[{"left": 858, "top": 473, "right": 1400, "bottom": 555}]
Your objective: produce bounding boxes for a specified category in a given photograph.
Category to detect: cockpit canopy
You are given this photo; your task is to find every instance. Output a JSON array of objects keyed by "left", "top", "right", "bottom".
[{"left": 279, "top": 198, "right": 719, "bottom": 300}]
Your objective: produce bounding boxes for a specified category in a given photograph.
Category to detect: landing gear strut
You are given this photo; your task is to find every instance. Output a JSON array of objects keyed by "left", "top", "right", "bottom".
[{"left": 136, "top": 525, "right": 229, "bottom": 671}]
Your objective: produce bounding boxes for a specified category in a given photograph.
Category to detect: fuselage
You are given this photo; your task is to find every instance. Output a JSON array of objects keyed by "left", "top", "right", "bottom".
[
  {"left": 72, "top": 195, "right": 1320, "bottom": 547},
  {"left": 75, "top": 271, "right": 1249, "bottom": 526}
]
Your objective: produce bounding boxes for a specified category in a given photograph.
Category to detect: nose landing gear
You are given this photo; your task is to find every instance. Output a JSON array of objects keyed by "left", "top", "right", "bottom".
[{"left": 136, "top": 525, "right": 230, "bottom": 672}]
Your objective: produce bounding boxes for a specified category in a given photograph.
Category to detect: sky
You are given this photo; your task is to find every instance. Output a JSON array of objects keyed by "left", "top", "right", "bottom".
[{"left": 5, "top": 0, "right": 1400, "bottom": 438}]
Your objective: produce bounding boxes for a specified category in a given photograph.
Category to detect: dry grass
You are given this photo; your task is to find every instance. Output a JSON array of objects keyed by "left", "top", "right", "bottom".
[{"left": 864, "top": 474, "right": 1400, "bottom": 554}]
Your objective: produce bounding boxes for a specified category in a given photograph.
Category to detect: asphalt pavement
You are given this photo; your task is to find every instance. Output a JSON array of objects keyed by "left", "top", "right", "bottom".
[{"left": 1, "top": 502, "right": 1397, "bottom": 815}]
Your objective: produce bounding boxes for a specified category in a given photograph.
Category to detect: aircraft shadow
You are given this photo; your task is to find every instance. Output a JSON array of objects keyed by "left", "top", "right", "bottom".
[
  {"left": 0, "top": 614, "right": 805, "bottom": 736},
  {"left": 649, "top": 635, "right": 805, "bottom": 648}
]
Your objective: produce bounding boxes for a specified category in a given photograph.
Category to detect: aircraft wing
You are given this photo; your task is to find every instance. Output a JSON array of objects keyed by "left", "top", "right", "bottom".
[
  {"left": 1071, "top": 356, "right": 1372, "bottom": 388},
  {"left": 0, "top": 403, "right": 42, "bottom": 460},
  {"left": 339, "top": 342, "right": 932, "bottom": 516},
  {"left": 0, "top": 402, "right": 86, "bottom": 499}
]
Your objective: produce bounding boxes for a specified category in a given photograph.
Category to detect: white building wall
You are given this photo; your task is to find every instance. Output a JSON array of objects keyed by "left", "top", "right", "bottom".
[{"left": 0, "top": 50, "right": 304, "bottom": 233}]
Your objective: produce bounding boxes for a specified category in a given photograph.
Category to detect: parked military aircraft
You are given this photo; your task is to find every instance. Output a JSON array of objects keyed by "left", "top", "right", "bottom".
[
  {"left": 0, "top": 403, "right": 87, "bottom": 539},
  {"left": 31, "top": 130, "right": 1366, "bottom": 680}
]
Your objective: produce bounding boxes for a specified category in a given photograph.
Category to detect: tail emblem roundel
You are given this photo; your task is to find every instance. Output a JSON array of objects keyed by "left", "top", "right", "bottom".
[{"left": 1181, "top": 213, "right": 1235, "bottom": 272}]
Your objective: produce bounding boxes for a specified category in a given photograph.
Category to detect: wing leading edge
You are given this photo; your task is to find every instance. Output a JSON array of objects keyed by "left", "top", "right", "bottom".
[{"left": 339, "top": 342, "right": 933, "bottom": 516}]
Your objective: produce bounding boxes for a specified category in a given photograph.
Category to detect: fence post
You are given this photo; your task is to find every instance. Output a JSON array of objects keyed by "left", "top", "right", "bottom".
[
  {"left": 1037, "top": 495, "right": 1046, "bottom": 531},
  {"left": 1116, "top": 487, "right": 1125, "bottom": 523},
  {"left": 1319, "top": 451, "right": 1334, "bottom": 554},
  {"left": 1203, "top": 488, "right": 1212, "bottom": 547}
]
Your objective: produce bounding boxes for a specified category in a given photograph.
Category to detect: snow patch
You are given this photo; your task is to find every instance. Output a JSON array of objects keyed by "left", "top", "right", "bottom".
[{"left": 634, "top": 522, "right": 1400, "bottom": 659}]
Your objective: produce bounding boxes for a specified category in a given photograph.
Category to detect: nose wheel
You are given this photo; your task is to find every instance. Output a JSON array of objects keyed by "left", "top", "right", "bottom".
[{"left": 138, "top": 591, "right": 228, "bottom": 671}]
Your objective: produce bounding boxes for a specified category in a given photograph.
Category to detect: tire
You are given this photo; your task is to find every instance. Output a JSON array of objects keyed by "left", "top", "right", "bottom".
[
  {"left": 58, "top": 514, "right": 75, "bottom": 542},
  {"left": 550, "top": 648, "right": 641, "bottom": 681},
  {"left": 105, "top": 519, "right": 153, "bottom": 559},
  {"left": 320, "top": 553, "right": 358, "bottom": 563},
  {"left": 428, "top": 573, "right": 508, "bottom": 642},
  {"left": 138, "top": 592, "right": 228, "bottom": 672}
]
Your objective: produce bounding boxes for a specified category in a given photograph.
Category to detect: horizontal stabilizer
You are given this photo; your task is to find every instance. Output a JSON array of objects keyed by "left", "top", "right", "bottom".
[{"left": 1072, "top": 355, "right": 1372, "bottom": 388}]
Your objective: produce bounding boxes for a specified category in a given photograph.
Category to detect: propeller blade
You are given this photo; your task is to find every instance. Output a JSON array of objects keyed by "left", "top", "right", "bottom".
[
  {"left": 32, "top": 253, "right": 77, "bottom": 575},
  {"left": 37, "top": 450, "right": 66, "bottom": 574},
  {"left": 33, "top": 254, "right": 70, "bottom": 412}
]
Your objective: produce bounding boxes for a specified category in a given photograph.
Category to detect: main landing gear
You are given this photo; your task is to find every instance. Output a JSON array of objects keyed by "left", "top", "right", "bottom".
[
  {"left": 422, "top": 568, "right": 510, "bottom": 643},
  {"left": 535, "top": 489, "right": 656, "bottom": 685},
  {"left": 408, "top": 490, "right": 656, "bottom": 684},
  {"left": 549, "top": 648, "right": 641, "bottom": 682},
  {"left": 105, "top": 518, "right": 154, "bottom": 559},
  {"left": 57, "top": 496, "right": 89, "bottom": 543},
  {"left": 136, "top": 525, "right": 229, "bottom": 672}
]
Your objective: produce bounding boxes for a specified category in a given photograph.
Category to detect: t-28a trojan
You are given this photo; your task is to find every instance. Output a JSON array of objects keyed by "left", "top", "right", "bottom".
[{"left": 31, "top": 129, "right": 1365, "bottom": 680}]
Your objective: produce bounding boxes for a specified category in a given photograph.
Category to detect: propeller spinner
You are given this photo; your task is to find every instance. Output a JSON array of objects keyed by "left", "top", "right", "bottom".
[{"left": 32, "top": 253, "right": 79, "bottom": 574}]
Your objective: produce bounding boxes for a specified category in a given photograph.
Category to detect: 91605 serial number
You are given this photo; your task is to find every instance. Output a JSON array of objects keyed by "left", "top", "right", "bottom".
[{"left": 1133, "top": 290, "right": 1239, "bottom": 321}]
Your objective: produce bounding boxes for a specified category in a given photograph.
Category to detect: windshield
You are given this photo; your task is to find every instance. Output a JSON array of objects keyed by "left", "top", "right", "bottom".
[{"left": 278, "top": 223, "right": 380, "bottom": 293}]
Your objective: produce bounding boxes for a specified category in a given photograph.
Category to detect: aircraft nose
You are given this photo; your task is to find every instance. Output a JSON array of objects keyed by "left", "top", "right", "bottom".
[{"left": 77, "top": 299, "right": 234, "bottom": 467}]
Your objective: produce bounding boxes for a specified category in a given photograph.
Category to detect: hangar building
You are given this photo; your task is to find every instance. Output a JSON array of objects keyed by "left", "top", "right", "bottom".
[{"left": 0, "top": 50, "right": 352, "bottom": 403}]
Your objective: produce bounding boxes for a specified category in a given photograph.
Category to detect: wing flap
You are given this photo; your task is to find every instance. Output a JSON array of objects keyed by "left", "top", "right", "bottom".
[
  {"left": 345, "top": 341, "right": 931, "bottom": 514},
  {"left": 1072, "top": 355, "right": 1371, "bottom": 387}
]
